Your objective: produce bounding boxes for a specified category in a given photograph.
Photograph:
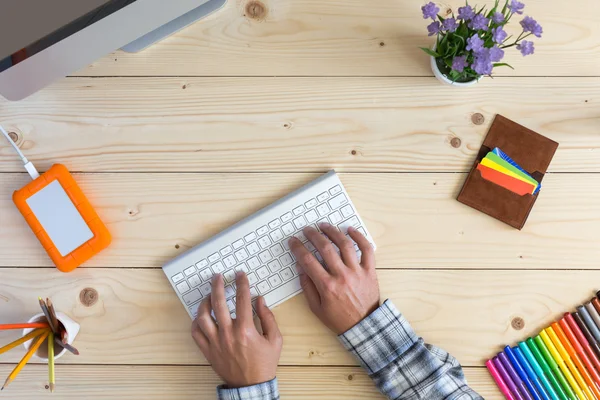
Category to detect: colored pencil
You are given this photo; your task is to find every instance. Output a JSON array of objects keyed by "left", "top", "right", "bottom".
[
  {"left": 48, "top": 331, "right": 55, "bottom": 393},
  {"left": 46, "top": 298, "right": 59, "bottom": 334},
  {"left": 487, "top": 359, "right": 517, "bottom": 400},
  {"left": 0, "top": 323, "right": 50, "bottom": 330},
  {"left": 0, "top": 328, "right": 49, "bottom": 356},
  {"left": 533, "top": 336, "right": 577, "bottom": 400},
  {"left": 1, "top": 330, "right": 50, "bottom": 390},
  {"left": 540, "top": 330, "right": 587, "bottom": 400},
  {"left": 38, "top": 297, "right": 57, "bottom": 334},
  {"left": 54, "top": 337, "right": 79, "bottom": 356}
]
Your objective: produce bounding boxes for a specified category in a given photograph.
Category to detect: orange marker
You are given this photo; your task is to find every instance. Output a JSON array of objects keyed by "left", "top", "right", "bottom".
[{"left": 559, "top": 317, "right": 600, "bottom": 391}]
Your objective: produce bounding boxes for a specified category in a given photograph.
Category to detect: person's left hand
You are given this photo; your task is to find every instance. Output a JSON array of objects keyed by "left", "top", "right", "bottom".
[{"left": 191, "top": 272, "right": 283, "bottom": 388}]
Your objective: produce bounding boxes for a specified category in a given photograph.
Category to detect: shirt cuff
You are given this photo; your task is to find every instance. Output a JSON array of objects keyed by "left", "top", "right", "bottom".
[
  {"left": 338, "top": 299, "right": 418, "bottom": 375},
  {"left": 217, "top": 378, "right": 280, "bottom": 400}
]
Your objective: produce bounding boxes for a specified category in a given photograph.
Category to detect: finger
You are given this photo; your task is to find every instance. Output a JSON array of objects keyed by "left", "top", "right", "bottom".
[
  {"left": 191, "top": 319, "right": 211, "bottom": 356},
  {"left": 210, "top": 274, "right": 232, "bottom": 327},
  {"left": 299, "top": 272, "right": 321, "bottom": 313},
  {"left": 348, "top": 226, "right": 375, "bottom": 269},
  {"left": 319, "top": 222, "right": 358, "bottom": 267},
  {"left": 197, "top": 296, "right": 217, "bottom": 340},
  {"left": 234, "top": 271, "right": 253, "bottom": 326},
  {"left": 256, "top": 296, "right": 282, "bottom": 345},
  {"left": 303, "top": 226, "right": 345, "bottom": 275},
  {"left": 289, "top": 237, "right": 329, "bottom": 290}
]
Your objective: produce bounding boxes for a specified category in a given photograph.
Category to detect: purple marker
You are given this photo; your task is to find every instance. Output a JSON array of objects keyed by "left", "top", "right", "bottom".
[
  {"left": 494, "top": 356, "right": 525, "bottom": 400},
  {"left": 499, "top": 352, "right": 534, "bottom": 400}
]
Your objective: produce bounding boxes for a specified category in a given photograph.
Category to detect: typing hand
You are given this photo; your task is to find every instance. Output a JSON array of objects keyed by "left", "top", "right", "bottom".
[
  {"left": 191, "top": 273, "right": 283, "bottom": 388},
  {"left": 289, "top": 224, "right": 380, "bottom": 335}
]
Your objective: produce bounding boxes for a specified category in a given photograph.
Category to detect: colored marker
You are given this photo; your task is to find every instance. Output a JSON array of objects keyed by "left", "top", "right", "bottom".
[
  {"left": 495, "top": 357, "right": 526, "bottom": 400},
  {"left": 520, "top": 342, "right": 562, "bottom": 400},
  {"left": 515, "top": 346, "right": 553, "bottom": 400},
  {"left": 540, "top": 330, "right": 588, "bottom": 400},
  {"left": 545, "top": 327, "right": 594, "bottom": 400},
  {"left": 591, "top": 298, "right": 600, "bottom": 319},
  {"left": 506, "top": 346, "right": 545, "bottom": 400},
  {"left": 526, "top": 338, "right": 570, "bottom": 400},
  {"left": 578, "top": 305, "right": 600, "bottom": 343},
  {"left": 572, "top": 312, "right": 600, "bottom": 363},
  {"left": 534, "top": 336, "right": 577, "bottom": 400},
  {"left": 552, "top": 322, "right": 600, "bottom": 399},
  {"left": 565, "top": 313, "right": 600, "bottom": 378},
  {"left": 557, "top": 319, "right": 600, "bottom": 394},
  {"left": 500, "top": 352, "right": 536, "bottom": 400},
  {"left": 488, "top": 359, "right": 517, "bottom": 399},
  {"left": 586, "top": 302, "right": 600, "bottom": 333}
]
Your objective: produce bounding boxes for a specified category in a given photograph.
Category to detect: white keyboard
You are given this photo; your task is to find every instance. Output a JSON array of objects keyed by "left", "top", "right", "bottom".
[{"left": 162, "top": 170, "right": 376, "bottom": 319}]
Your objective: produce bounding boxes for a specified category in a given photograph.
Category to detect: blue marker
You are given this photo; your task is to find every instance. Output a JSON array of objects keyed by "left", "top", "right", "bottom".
[
  {"left": 504, "top": 346, "right": 543, "bottom": 400},
  {"left": 513, "top": 347, "right": 552, "bottom": 400}
]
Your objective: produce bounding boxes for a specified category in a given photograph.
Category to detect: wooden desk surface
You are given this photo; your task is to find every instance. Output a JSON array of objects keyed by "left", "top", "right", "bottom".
[{"left": 0, "top": 0, "right": 598, "bottom": 398}]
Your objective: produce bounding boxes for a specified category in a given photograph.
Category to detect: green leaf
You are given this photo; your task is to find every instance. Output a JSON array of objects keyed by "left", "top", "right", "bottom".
[
  {"left": 420, "top": 47, "right": 441, "bottom": 58},
  {"left": 493, "top": 63, "right": 515, "bottom": 69}
]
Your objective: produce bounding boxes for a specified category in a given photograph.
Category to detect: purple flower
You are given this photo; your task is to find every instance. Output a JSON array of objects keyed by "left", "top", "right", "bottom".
[
  {"left": 442, "top": 18, "right": 458, "bottom": 32},
  {"left": 520, "top": 16, "right": 543, "bottom": 38},
  {"left": 492, "top": 12, "right": 505, "bottom": 24},
  {"left": 508, "top": 0, "right": 525, "bottom": 15},
  {"left": 427, "top": 21, "right": 441, "bottom": 36},
  {"left": 422, "top": 2, "right": 440, "bottom": 20},
  {"left": 489, "top": 46, "right": 505, "bottom": 62},
  {"left": 457, "top": 5, "right": 475, "bottom": 20},
  {"left": 452, "top": 56, "right": 468, "bottom": 73},
  {"left": 517, "top": 40, "right": 535, "bottom": 56},
  {"left": 492, "top": 27, "right": 508, "bottom": 43},
  {"left": 469, "top": 14, "right": 490, "bottom": 31},
  {"left": 466, "top": 34, "right": 484, "bottom": 53},
  {"left": 472, "top": 50, "right": 493, "bottom": 75}
]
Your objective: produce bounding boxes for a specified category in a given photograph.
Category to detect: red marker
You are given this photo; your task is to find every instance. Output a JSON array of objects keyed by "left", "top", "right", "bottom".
[
  {"left": 564, "top": 313, "right": 600, "bottom": 376},
  {"left": 559, "top": 317, "right": 600, "bottom": 390}
]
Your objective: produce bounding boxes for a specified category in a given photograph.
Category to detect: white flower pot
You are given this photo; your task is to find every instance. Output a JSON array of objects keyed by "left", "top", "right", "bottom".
[{"left": 430, "top": 45, "right": 478, "bottom": 87}]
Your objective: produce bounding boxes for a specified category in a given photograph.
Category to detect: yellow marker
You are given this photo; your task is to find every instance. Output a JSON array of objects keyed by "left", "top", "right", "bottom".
[
  {"left": 541, "top": 329, "right": 590, "bottom": 400},
  {"left": 481, "top": 158, "right": 537, "bottom": 192}
]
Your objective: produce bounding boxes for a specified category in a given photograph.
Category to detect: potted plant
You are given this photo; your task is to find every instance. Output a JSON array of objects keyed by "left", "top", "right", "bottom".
[{"left": 420, "top": 0, "right": 542, "bottom": 86}]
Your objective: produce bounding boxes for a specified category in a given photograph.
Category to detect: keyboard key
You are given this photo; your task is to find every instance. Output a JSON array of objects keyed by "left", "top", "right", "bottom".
[
  {"left": 233, "top": 239, "right": 245, "bottom": 249},
  {"left": 282, "top": 223, "right": 295, "bottom": 235},
  {"left": 224, "top": 270, "right": 236, "bottom": 283},
  {"left": 291, "top": 263, "right": 300, "bottom": 276},
  {"left": 259, "top": 250, "right": 273, "bottom": 263},
  {"left": 226, "top": 299, "right": 236, "bottom": 312},
  {"left": 250, "top": 286, "right": 259, "bottom": 298},
  {"left": 199, "top": 267, "right": 213, "bottom": 281},
  {"left": 258, "top": 236, "right": 272, "bottom": 249},
  {"left": 270, "top": 243, "right": 284, "bottom": 257},
  {"left": 247, "top": 242, "right": 260, "bottom": 255},
  {"left": 293, "top": 205, "right": 305, "bottom": 215},
  {"left": 183, "top": 289, "right": 202, "bottom": 305},
  {"left": 305, "top": 198, "right": 317, "bottom": 208},
  {"left": 317, "top": 192, "right": 329, "bottom": 202},
  {"left": 257, "top": 280, "right": 271, "bottom": 294},
  {"left": 262, "top": 278, "right": 302, "bottom": 307},
  {"left": 199, "top": 283, "right": 212, "bottom": 296},
  {"left": 329, "top": 185, "right": 342, "bottom": 195},
  {"left": 235, "top": 263, "right": 249, "bottom": 273},
  {"left": 244, "top": 232, "right": 257, "bottom": 242},
  {"left": 196, "top": 259, "right": 208, "bottom": 269},
  {"left": 269, "top": 219, "right": 281, "bottom": 229},
  {"left": 282, "top": 238, "right": 291, "bottom": 250},
  {"left": 281, "top": 212, "right": 293, "bottom": 222},
  {"left": 341, "top": 205, "right": 354, "bottom": 218},
  {"left": 189, "top": 306, "right": 198, "bottom": 318},
  {"left": 224, "top": 285, "right": 235, "bottom": 299},
  {"left": 177, "top": 281, "right": 190, "bottom": 294},
  {"left": 212, "top": 261, "right": 225, "bottom": 273},
  {"left": 235, "top": 248, "right": 249, "bottom": 261},
  {"left": 208, "top": 253, "right": 220, "bottom": 262},
  {"left": 294, "top": 230, "right": 308, "bottom": 242},
  {"left": 188, "top": 275, "right": 202, "bottom": 288},
  {"left": 358, "top": 227, "right": 367, "bottom": 237},
  {"left": 329, "top": 211, "right": 343, "bottom": 224},
  {"left": 268, "top": 259, "right": 282, "bottom": 273},
  {"left": 317, "top": 203, "right": 330, "bottom": 216},
  {"left": 223, "top": 255, "right": 237, "bottom": 268},
  {"left": 247, "top": 257, "right": 261, "bottom": 269},
  {"left": 305, "top": 241, "right": 316, "bottom": 252},
  {"left": 328, "top": 193, "right": 348, "bottom": 209},
  {"left": 314, "top": 251, "right": 324, "bottom": 264},
  {"left": 317, "top": 218, "right": 329, "bottom": 229},
  {"left": 220, "top": 245, "right": 233, "bottom": 256},
  {"left": 281, "top": 268, "right": 294, "bottom": 281},
  {"left": 247, "top": 272, "right": 258, "bottom": 285},
  {"left": 305, "top": 210, "right": 318, "bottom": 223},
  {"left": 280, "top": 252, "right": 294, "bottom": 266},
  {"left": 257, "top": 266, "right": 270, "bottom": 279},
  {"left": 172, "top": 273, "right": 185, "bottom": 283},
  {"left": 257, "top": 226, "right": 269, "bottom": 235},
  {"left": 270, "top": 229, "right": 284, "bottom": 242},
  {"left": 293, "top": 215, "right": 307, "bottom": 229},
  {"left": 268, "top": 274, "right": 283, "bottom": 288},
  {"left": 339, "top": 216, "right": 360, "bottom": 233}
]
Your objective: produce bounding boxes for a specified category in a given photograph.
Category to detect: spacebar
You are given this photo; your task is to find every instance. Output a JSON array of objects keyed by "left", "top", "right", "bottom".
[{"left": 262, "top": 278, "right": 303, "bottom": 308}]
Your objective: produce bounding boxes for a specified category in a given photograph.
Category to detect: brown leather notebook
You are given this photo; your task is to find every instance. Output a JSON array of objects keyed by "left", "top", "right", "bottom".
[{"left": 457, "top": 115, "right": 559, "bottom": 229}]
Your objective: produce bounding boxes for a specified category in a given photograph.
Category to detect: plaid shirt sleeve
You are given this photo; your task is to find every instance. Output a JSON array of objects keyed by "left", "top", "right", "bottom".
[
  {"left": 339, "top": 300, "right": 483, "bottom": 400},
  {"left": 217, "top": 378, "right": 279, "bottom": 400}
]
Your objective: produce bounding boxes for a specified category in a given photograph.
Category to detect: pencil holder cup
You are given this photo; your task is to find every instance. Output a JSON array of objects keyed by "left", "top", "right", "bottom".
[{"left": 22, "top": 312, "right": 80, "bottom": 361}]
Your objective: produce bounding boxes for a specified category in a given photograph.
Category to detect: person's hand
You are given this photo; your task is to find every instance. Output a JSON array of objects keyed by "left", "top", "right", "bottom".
[
  {"left": 289, "top": 223, "right": 380, "bottom": 335},
  {"left": 191, "top": 272, "right": 283, "bottom": 388}
]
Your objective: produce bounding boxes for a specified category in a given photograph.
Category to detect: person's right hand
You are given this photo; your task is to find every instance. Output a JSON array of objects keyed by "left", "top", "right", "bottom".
[{"left": 289, "top": 223, "right": 380, "bottom": 335}]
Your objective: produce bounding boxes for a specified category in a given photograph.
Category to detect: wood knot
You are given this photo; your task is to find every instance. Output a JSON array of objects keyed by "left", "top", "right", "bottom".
[
  {"left": 182, "top": 84, "right": 187, "bottom": 89},
  {"left": 379, "top": 41, "right": 385, "bottom": 47},
  {"left": 245, "top": 1, "right": 267, "bottom": 20},
  {"left": 175, "top": 244, "right": 180, "bottom": 249},
  {"left": 351, "top": 150, "right": 357, "bottom": 155},
  {"left": 308, "top": 350, "right": 315, "bottom": 357},
  {"left": 511, "top": 317, "right": 525, "bottom": 330},
  {"left": 127, "top": 208, "right": 139, "bottom": 217},
  {"left": 445, "top": 8, "right": 452, "bottom": 15},
  {"left": 450, "top": 137, "right": 462, "bottom": 148},
  {"left": 471, "top": 113, "right": 485, "bottom": 125},
  {"left": 347, "top": 374, "right": 354, "bottom": 381},
  {"left": 80, "top": 288, "right": 98, "bottom": 307},
  {"left": 7, "top": 131, "right": 19, "bottom": 143}
]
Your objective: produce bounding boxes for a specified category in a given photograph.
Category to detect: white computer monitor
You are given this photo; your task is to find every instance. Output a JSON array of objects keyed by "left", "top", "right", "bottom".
[{"left": 0, "top": 0, "right": 226, "bottom": 101}]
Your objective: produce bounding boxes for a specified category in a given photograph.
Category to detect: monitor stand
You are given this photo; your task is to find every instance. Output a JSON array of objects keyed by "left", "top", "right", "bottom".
[{"left": 121, "top": 0, "right": 227, "bottom": 53}]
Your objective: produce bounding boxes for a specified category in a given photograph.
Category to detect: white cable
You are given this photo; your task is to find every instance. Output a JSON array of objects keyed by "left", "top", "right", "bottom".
[{"left": 0, "top": 125, "right": 40, "bottom": 180}]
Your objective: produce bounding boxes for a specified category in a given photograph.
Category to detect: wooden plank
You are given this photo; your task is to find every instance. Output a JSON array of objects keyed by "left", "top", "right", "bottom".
[
  {"left": 0, "top": 268, "right": 597, "bottom": 367},
  {"left": 0, "top": 77, "right": 598, "bottom": 173},
  {"left": 68, "top": 0, "right": 600, "bottom": 77},
  {"left": 1, "top": 173, "right": 599, "bottom": 270},
  {"left": 0, "top": 365, "right": 498, "bottom": 399}
]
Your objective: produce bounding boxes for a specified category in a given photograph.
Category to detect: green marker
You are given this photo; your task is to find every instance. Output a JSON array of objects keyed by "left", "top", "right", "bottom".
[
  {"left": 519, "top": 341, "right": 561, "bottom": 400},
  {"left": 533, "top": 336, "right": 577, "bottom": 400},
  {"left": 526, "top": 338, "right": 569, "bottom": 400}
]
